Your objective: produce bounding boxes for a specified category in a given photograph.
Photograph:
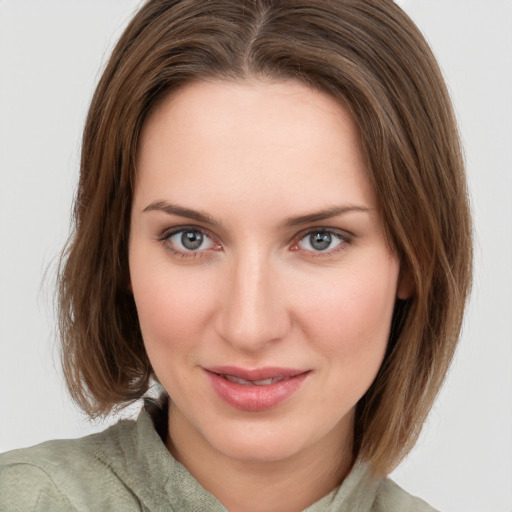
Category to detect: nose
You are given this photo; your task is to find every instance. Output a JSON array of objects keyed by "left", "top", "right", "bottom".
[{"left": 215, "top": 250, "right": 291, "bottom": 353}]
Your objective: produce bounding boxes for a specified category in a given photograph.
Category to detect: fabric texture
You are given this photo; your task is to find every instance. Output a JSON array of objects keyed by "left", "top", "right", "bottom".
[{"left": 1, "top": 401, "right": 438, "bottom": 511}]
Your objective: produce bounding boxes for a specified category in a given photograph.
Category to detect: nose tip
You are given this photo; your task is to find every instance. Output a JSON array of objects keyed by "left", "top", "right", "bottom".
[{"left": 215, "top": 258, "right": 290, "bottom": 353}]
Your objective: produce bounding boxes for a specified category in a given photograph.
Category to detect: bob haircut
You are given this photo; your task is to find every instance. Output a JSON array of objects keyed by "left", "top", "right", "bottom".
[{"left": 58, "top": 0, "right": 472, "bottom": 476}]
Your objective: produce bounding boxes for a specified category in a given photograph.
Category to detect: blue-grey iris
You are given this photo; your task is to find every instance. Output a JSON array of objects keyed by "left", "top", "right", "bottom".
[
  {"left": 182, "top": 230, "right": 203, "bottom": 250},
  {"left": 310, "top": 232, "right": 332, "bottom": 251}
]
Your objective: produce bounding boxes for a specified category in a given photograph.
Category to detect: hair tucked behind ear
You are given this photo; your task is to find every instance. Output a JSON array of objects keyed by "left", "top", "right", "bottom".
[{"left": 59, "top": 0, "right": 472, "bottom": 476}]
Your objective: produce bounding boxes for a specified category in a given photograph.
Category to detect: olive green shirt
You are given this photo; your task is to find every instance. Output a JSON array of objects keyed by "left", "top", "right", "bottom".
[{"left": 0, "top": 403, "right": 438, "bottom": 511}]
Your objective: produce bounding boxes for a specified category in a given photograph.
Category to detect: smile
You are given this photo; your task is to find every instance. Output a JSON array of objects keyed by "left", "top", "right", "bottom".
[
  {"left": 204, "top": 366, "right": 310, "bottom": 411},
  {"left": 222, "top": 375, "right": 286, "bottom": 386}
]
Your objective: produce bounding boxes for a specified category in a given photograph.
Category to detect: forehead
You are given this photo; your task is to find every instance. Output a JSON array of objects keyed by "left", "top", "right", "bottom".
[{"left": 135, "top": 79, "right": 376, "bottom": 217}]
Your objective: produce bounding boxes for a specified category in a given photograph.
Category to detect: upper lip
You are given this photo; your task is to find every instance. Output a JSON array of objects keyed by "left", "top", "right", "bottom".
[{"left": 204, "top": 366, "right": 309, "bottom": 381}]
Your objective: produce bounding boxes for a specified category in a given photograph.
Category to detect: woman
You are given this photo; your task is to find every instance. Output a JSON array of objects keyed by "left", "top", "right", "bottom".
[{"left": 0, "top": 1, "right": 472, "bottom": 510}]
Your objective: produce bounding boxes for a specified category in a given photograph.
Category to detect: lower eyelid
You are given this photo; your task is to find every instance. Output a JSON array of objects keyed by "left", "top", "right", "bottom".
[
  {"left": 299, "top": 242, "right": 350, "bottom": 259},
  {"left": 159, "top": 227, "right": 222, "bottom": 257},
  {"left": 158, "top": 227, "right": 351, "bottom": 257},
  {"left": 160, "top": 238, "right": 209, "bottom": 259}
]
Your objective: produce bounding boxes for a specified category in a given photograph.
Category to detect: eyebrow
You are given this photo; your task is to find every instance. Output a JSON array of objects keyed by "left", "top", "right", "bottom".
[
  {"left": 282, "top": 205, "right": 372, "bottom": 227},
  {"left": 143, "top": 201, "right": 220, "bottom": 227},
  {"left": 143, "top": 200, "right": 371, "bottom": 228}
]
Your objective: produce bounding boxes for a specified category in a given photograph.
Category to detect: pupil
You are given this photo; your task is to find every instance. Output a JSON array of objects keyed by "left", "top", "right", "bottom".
[
  {"left": 181, "top": 231, "right": 203, "bottom": 250},
  {"left": 311, "top": 232, "right": 331, "bottom": 251}
]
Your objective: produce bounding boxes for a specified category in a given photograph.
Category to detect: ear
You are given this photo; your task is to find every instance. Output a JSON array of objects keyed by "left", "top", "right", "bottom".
[{"left": 397, "top": 267, "right": 414, "bottom": 300}]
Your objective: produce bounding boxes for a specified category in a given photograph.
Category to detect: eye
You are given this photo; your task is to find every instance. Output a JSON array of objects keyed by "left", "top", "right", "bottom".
[
  {"left": 296, "top": 230, "right": 344, "bottom": 252},
  {"left": 164, "top": 228, "right": 218, "bottom": 253}
]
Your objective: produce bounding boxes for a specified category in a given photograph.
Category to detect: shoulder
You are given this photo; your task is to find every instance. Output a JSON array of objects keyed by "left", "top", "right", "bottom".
[
  {"left": 0, "top": 418, "right": 144, "bottom": 512},
  {"left": 373, "top": 478, "right": 440, "bottom": 512},
  {"left": 319, "top": 461, "right": 440, "bottom": 512},
  {"left": 0, "top": 460, "right": 73, "bottom": 511}
]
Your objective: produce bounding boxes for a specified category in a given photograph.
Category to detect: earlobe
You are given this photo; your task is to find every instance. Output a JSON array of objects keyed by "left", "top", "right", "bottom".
[{"left": 397, "top": 267, "right": 414, "bottom": 300}]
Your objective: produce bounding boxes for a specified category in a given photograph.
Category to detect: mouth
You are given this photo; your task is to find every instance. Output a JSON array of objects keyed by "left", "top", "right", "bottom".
[
  {"left": 221, "top": 374, "right": 287, "bottom": 386},
  {"left": 203, "top": 366, "right": 310, "bottom": 411},
  {"left": 205, "top": 366, "right": 308, "bottom": 384}
]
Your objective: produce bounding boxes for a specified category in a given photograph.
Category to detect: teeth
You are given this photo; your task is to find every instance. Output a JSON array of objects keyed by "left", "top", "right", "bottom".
[
  {"left": 253, "top": 378, "right": 274, "bottom": 385},
  {"left": 223, "top": 375, "right": 285, "bottom": 386},
  {"left": 224, "top": 375, "right": 253, "bottom": 385}
]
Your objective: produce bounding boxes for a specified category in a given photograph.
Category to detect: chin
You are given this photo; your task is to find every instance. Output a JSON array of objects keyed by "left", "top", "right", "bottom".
[
  {"left": 200, "top": 414, "right": 331, "bottom": 465},
  {"left": 213, "top": 433, "right": 306, "bottom": 464}
]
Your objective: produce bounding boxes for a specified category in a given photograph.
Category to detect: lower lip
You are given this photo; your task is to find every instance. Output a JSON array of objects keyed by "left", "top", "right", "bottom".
[{"left": 205, "top": 371, "right": 309, "bottom": 412}]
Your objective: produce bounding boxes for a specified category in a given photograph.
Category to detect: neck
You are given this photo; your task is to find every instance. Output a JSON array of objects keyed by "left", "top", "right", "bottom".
[{"left": 166, "top": 404, "right": 355, "bottom": 512}]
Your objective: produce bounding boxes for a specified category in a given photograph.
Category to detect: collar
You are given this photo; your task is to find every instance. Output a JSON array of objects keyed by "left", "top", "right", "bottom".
[{"left": 98, "top": 398, "right": 382, "bottom": 511}]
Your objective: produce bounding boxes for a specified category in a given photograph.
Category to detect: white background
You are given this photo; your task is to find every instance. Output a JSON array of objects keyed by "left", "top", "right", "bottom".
[{"left": 1, "top": 1, "right": 511, "bottom": 511}]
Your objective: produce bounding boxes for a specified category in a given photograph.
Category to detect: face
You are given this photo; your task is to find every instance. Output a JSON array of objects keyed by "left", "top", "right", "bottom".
[{"left": 129, "top": 79, "right": 405, "bottom": 466}]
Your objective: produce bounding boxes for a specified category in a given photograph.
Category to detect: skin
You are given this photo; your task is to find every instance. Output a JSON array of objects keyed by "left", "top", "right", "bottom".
[{"left": 129, "top": 79, "right": 409, "bottom": 512}]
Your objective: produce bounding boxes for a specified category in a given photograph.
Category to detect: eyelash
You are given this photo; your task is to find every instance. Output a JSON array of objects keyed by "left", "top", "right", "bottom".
[
  {"left": 291, "top": 228, "right": 352, "bottom": 256},
  {"left": 158, "top": 226, "right": 352, "bottom": 259},
  {"left": 158, "top": 226, "right": 220, "bottom": 259}
]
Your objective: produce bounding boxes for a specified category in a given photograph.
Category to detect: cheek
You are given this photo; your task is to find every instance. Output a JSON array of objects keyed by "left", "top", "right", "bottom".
[
  {"left": 129, "top": 258, "right": 217, "bottom": 359},
  {"left": 294, "top": 256, "right": 399, "bottom": 364}
]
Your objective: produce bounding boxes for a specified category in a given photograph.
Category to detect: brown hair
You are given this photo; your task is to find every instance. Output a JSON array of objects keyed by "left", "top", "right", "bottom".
[{"left": 59, "top": 0, "right": 472, "bottom": 476}]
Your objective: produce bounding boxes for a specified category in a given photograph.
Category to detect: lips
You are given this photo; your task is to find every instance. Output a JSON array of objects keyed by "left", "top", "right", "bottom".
[
  {"left": 223, "top": 374, "right": 285, "bottom": 386},
  {"left": 204, "top": 366, "right": 310, "bottom": 411}
]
